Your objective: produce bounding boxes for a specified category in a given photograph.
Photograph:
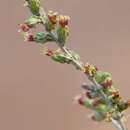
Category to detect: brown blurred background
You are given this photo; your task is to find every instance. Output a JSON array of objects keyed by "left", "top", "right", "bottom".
[{"left": 0, "top": 0, "right": 130, "bottom": 130}]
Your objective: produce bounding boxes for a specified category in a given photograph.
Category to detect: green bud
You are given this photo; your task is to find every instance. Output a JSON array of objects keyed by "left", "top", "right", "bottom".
[
  {"left": 51, "top": 52, "right": 72, "bottom": 64},
  {"left": 94, "top": 72, "right": 112, "bottom": 84},
  {"left": 35, "top": 32, "right": 55, "bottom": 44},
  {"left": 25, "top": 16, "right": 41, "bottom": 27},
  {"left": 28, "top": 0, "right": 41, "bottom": 16},
  {"left": 57, "top": 26, "right": 69, "bottom": 46}
]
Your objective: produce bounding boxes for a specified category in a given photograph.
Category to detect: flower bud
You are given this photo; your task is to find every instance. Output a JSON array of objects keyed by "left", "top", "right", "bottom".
[
  {"left": 103, "top": 81, "right": 112, "bottom": 88},
  {"left": 28, "top": 34, "right": 35, "bottom": 41},
  {"left": 78, "top": 98, "right": 85, "bottom": 105},
  {"left": 58, "top": 15, "right": 70, "bottom": 28},
  {"left": 20, "top": 24, "right": 30, "bottom": 32},
  {"left": 84, "top": 64, "right": 91, "bottom": 75},
  {"left": 112, "top": 91, "right": 120, "bottom": 100},
  {"left": 46, "top": 50, "right": 54, "bottom": 57},
  {"left": 44, "top": 11, "right": 58, "bottom": 32},
  {"left": 48, "top": 11, "right": 58, "bottom": 24}
]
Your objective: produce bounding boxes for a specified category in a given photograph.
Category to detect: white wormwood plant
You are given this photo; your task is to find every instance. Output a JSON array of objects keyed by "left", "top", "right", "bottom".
[{"left": 19, "top": 0, "right": 130, "bottom": 129}]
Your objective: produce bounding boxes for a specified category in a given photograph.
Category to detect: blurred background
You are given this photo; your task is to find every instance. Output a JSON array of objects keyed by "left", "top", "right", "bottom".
[{"left": 0, "top": 0, "right": 130, "bottom": 130}]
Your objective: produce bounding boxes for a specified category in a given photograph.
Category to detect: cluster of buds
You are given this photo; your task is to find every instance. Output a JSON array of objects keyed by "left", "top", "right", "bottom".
[
  {"left": 20, "top": 1, "right": 130, "bottom": 129},
  {"left": 19, "top": 23, "right": 35, "bottom": 42},
  {"left": 76, "top": 67, "right": 130, "bottom": 122},
  {"left": 20, "top": 0, "right": 70, "bottom": 47},
  {"left": 45, "top": 11, "right": 70, "bottom": 45},
  {"left": 46, "top": 11, "right": 70, "bottom": 30},
  {"left": 84, "top": 63, "right": 98, "bottom": 77},
  {"left": 43, "top": 48, "right": 72, "bottom": 64}
]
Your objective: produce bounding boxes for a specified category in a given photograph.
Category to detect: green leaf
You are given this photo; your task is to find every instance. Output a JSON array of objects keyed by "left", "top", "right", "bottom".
[
  {"left": 35, "top": 32, "right": 55, "bottom": 44},
  {"left": 25, "top": 16, "right": 41, "bottom": 27},
  {"left": 28, "top": 0, "right": 41, "bottom": 16},
  {"left": 51, "top": 52, "right": 72, "bottom": 64}
]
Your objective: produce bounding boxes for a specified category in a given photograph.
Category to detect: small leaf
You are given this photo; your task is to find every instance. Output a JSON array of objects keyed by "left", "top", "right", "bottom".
[
  {"left": 35, "top": 32, "right": 55, "bottom": 44},
  {"left": 25, "top": 16, "right": 41, "bottom": 27},
  {"left": 51, "top": 51, "right": 72, "bottom": 64}
]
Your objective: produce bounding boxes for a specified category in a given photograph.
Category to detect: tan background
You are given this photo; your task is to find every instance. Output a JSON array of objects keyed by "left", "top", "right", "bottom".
[{"left": 0, "top": 0, "right": 130, "bottom": 130}]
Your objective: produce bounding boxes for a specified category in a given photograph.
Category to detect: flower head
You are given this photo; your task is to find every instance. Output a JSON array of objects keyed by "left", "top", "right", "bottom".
[
  {"left": 20, "top": 24, "right": 30, "bottom": 32},
  {"left": 103, "top": 81, "right": 113, "bottom": 88},
  {"left": 58, "top": 15, "right": 70, "bottom": 28},
  {"left": 48, "top": 11, "right": 58, "bottom": 24},
  {"left": 27, "top": 34, "right": 35, "bottom": 41}
]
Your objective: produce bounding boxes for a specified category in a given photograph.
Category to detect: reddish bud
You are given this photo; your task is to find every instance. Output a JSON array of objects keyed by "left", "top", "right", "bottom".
[
  {"left": 78, "top": 98, "right": 85, "bottom": 105},
  {"left": 28, "top": 34, "right": 35, "bottom": 42},
  {"left": 20, "top": 24, "right": 30, "bottom": 32},
  {"left": 103, "top": 81, "right": 112, "bottom": 88},
  {"left": 86, "top": 92, "right": 93, "bottom": 99},
  {"left": 46, "top": 50, "right": 54, "bottom": 56}
]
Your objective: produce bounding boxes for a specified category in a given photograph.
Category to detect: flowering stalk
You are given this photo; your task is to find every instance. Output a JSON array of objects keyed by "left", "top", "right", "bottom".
[{"left": 19, "top": 0, "right": 130, "bottom": 129}]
